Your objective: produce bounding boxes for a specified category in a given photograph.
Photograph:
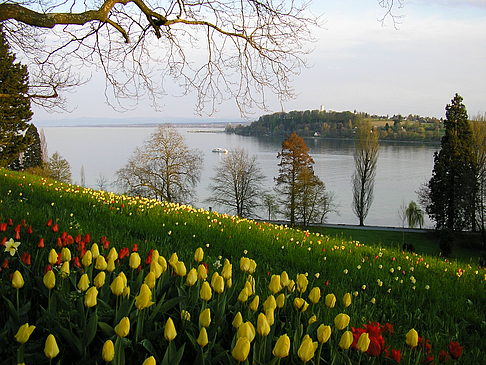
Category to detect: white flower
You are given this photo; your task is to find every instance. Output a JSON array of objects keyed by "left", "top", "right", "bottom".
[{"left": 4, "top": 239, "right": 21, "bottom": 256}]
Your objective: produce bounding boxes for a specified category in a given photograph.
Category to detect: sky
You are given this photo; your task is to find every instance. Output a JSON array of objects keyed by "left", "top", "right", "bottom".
[{"left": 33, "top": 0, "right": 486, "bottom": 124}]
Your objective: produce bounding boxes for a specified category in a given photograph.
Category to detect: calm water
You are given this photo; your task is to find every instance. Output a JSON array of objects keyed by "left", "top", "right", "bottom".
[{"left": 42, "top": 126, "right": 438, "bottom": 227}]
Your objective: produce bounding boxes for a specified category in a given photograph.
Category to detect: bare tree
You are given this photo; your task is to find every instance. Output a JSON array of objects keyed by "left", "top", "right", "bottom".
[
  {"left": 96, "top": 174, "right": 110, "bottom": 191},
  {"left": 0, "top": 1, "right": 320, "bottom": 114},
  {"left": 39, "top": 128, "right": 48, "bottom": 163},
  {"left": 352, "top": 119, "right": 379, "bottom": 226},
  {"left": 116, "top": 125, "right": 202, "bottom": 203},
  {"left": 261, "top": 192, "right": 279, "bottom": 221},
  {"left": 206, "top": 148, "right": 265, "bottom": 217},
  {"left": 470, "top": 113, "right": 486, "bottom": 246},
  {"left": 48, "top": 151, "right": 71, "bottom": 183}
]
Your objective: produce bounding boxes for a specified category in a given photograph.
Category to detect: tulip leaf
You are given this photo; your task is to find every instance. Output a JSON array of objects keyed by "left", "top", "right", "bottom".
[
  {"left": 173, "top": 343, "right": 186, "bottom": 365},
  {"left": 1, "top": 295, "right": 18, "bottom": 322},
  {"left": 140, "top": 338, "right": 157, "bottom": 355},
  {"left": 57, "top": 325, "right": 83, "bottom": 355},
  {"left": 84, "top": 311, "right": 98, "bottom": 348},
  {"left": 98, "top": 321, "right": 115, "bottom": 337}
]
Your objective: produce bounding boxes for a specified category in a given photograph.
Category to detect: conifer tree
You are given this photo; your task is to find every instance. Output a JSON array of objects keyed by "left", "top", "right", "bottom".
[
  {"left": 22, "top": 124, "right": 43, "bottom": 169},
  {"left": 0, "top": 26, "right": 33, "bottom": 168}
]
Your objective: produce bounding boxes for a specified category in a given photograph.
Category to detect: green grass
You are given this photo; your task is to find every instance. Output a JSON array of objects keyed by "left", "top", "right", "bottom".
[{"left": 0, "top": 169, "right": 485, "bottom": 364}]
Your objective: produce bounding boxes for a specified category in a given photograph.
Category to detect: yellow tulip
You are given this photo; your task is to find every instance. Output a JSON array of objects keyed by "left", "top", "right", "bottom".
[
  {"left": 168, "top": 252, "right": 178, "bottom": 268},
  {"left": 317, "top": 324, "right": 331, "bottom": 344},
  {"left": 276, "top": 293, "right": 285, "bottom": 308},
  {"left": 263, "top": 295, "right": 276, "bottom": 311},
  {"left": 237, "top": 287, "right": 249, "bottom": 302},
  {"left": 257, "top": 313, "right": 271, "bottom": 336},
  {"left": 232, "top": 312, "right": 243, "bottom": 328},
  {"left": 406, "top": 328, "right": 418, "bottom": 347},
  {"left": 212, "top": 274, "right": 225, "bottom": 294},
  {"left": 84, "top": 286, "right": 98, "bottom": 308},
  {"left": 158, "top": 256, "right": 167, "bottom": 273},
  {"left": 14, "top": 323, "right": 36, "bottom": 344},
  {"left": 240, "top": 257, "right": 250, "bottom": 272},
  {"left": 150, "top": 261, "right": 163, "bottom": 278},
  {"left": 91, "top": 243, "right": 100, "bottom": 258},
  {"left": 244, "top": 279, "right": 255, "bottom": 296},
  {"left": 48, "top": 249, "right": 57, "bottom": 265},
  {"left": 164, "top": 317, "right": 177, "bottom": 341},
  {"left": 106, "top": 258, "right": 115, "bottom": 273},
  {"left": 94, "top": 271, "right": 106, "bottom": 288},
  {"left": 107, "top": 247, "right": 118, "bottom": 262},
  {"left": 197, "top": 264, "right": 208, "bottom": 280},
  {"left": 308, "top": 287, "right": 321, "bottom": 304},
  {"left": 196, "top": 327, "right": 208, "bottom": 347},
  {"left": 339, "top": 331, "right": 353, "bottom": 350},
  {"left": 265, "top": 308, "right": 275, "bottom": 326},
  {"left": 110, "top": 276, "right": 124, "bottom": 296},
  {"left": 268, "top": 274, "right": 282, "bottom": 294},
  {"left": 249, "top": 295, "right": 259, "bottom": 311},
  {"left": 356, "top": 332, "right": 371, "bottom": 352},
  {"left": 293, "top": 297, "right": 309, "bottom": 312},
  {"left": 222, "top": 260, "right": 232, "bottom": 280},
  {"left": 232, "top": 337, "right": 251, "bottom": 362},
  {"left": 226, "top": 277, "right": 233, "bottom": 288},
  {"left": 334, "top": 313, "right": 350, "bottom": 330},
  {"left": 43, "top": 270, "right": 55, "bottom": 290},
  {"left": 272, "top": 334, "right": 290, "bottom": 358},
  {"left": 102, "top": 339, "right": 115, "bottom": 362},
  {"left": 174, "top": 261, "right": 187, "bottom": 277},
  {"left": 12, "top": 270, "right": 24, "bottom": 289},
  {"left": 200, "top": 281, "right": 212, "bottom": 301},
  {"left": 122, "top": 286, "right": 130, "bottom": 298},
  {"left": 325, "top": 293, "right": 336, "bottom": 308},
  {"left": 298, "top": 335, "right": 318, "bottom": 363},
  {"left": 44, "top": 334, "right": 59, "bottom": 359},
  {"left": 144, "top": 271, "right": 156, "bottom": 289},
  {"left": 287, "top": 279, "right": 296, "bottom": 292},
  {"left": 95, "top": 255, "right": 107, "bottom": 270},
  {"left": 280, "top": 271, "right": 290, "bottom": 287},
  {"left": 194, "top": 247, "right": 204, "bottom": 262},
  {"left": 296, "top": 273, "right": 308, "bottom": 293},
  {"left": 82, "top": 250, "right": 93, "bottom": 267},
  {"left": 135, "top": 283, "right": 154, "bottom": 310},
  {"left": 77, "top": 273, "right": 90, "bottom": 291},
  {"left": 118, "top": 272, "right": 128, "bottom": 287},
  {"left": 129, "top": 252, "right": 141, "bottom": 269},
  {"left": 248, "top": 259, "right": 257, "bottom": 274},
  {"left": 181, "top": 310, "right": 191, "bottom": 321},
  {"left": 142, "top": 356, "right": 156, "bottom": 365},
  {"left": 308, "top": 315, "right": 317, "bottom": 325},
  {"left": 199, "top": 308, "right": 211, "bottom": 328},
  {"left": 115, "top": 317, "right": 130, "bottom": 338},
  {"left": 343, "top": 292, "right": 352, "bottom": 308},
  {"left": 151, "top": 249, "right": 160, "bottom": 263},
  {"left": 61, "top": 247, "right": 71, "bottom": 262},
  {"left": 237, "top": 322, "right": 256, "bottom": 342},
  {"left": 185, "top": 268, "right": 198, "bottom": 286},
  {"left": 60, "top": 261, "right": 70, "bottom": 278}
]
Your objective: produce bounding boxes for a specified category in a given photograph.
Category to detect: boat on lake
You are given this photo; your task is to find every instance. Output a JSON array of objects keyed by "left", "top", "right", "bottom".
[{"left": 212, "top": 148, "right": 228, "bottom": 153}]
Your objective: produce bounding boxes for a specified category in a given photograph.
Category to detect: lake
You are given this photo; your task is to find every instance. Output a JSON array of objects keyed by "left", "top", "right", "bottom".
[{"left": 42, "top": 126, "right": 439, "bottom": 228}]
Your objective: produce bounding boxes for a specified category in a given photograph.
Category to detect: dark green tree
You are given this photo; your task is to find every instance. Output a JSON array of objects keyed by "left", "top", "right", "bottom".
[
  {"left": 0, "top": 26, "right": 33, "bottom": 168},
  {"left": 426, "top": 94, "right": 476, "bottom": 233},
  {"left": 22, "top": 124, "right": 43, "bottom": 169}
]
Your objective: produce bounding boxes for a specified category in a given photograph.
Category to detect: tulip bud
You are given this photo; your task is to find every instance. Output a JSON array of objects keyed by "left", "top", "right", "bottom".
[
  {"left": 334, "top": 313, "right": 350, "bottom": 330},
  {"left": 232, "top": 337, "right": 251, "bottom": 362},
  {"left": 268, "top": 274, "right": 282, "bottom": 294},
  {"left": 308, "top": 287, "right": 321, "bottom": 304},
  {"left": 94, "top": 271, "right": 106, "bottom": 288},
  {"left": 174, "top": 261, "right": 187, "bottom": 277},
  {"left": 106, "top": 258, "right": 115, "bottom": 273},
  {"left": 232, "top": 312, "right": 243, "bottom": 328},
  {"left": 196, "top": 327, "right": 208, "bottom": 347},
  {"left": 356, "top": 332, "right": 371, "bottom": 352},
  {"left": 129, "top": 252, "right": 141, "bottom": 269},
  {"left": 276, "top": 293, "right": 285, "bottom": 308},
  {"left": 164, "top": 317, "right": 177, "bottom": 341},
  {"left": 135, "top": 283, "right": 154, "bottom": 310},
  {"left": 181, "top": 310, "right": 191, "bottom": 321},
  {"left": 194, "top": 247, "right": 204, "bottom": 262},
  {"left": 200, "top": 281, "right": 212, "bottom": 301},
  {"left": 95, "top": 256, "right": 107, "bottom": 270},
  {"left": 280, "top": 271, "right": 290, "bottom": 287},
  {"left": 110, "top": 276, "right": 124, "bottom": 296},
  {"left": 158, "top": 255, "right": 167, "bottom": 273},
  {"left": 115, "top": 317, "right": 130, "bottom": 338},
  {"left": 249, "top": 295, "right": 259, "bottom": 311},
  {"left": 102, "top": 340, "right": 115, "bottom": 362},
  {"left": 43, "top": 270, "right": 56, "bottom": 290},
  {"left": 298, "top": 335, "right": 318, "bottom": 363},
  {"left": 82, "top": 250, "right": 93, "bottom": 267},
  {"left": 257, "top": 313, "right": 271, "bottom": 336},
  {"left": 199, "top": 308, "right": 211, "bottom": 328},
  {"left": 197, "top": 264, "right": 208, "bottom": 280},
  {"left": 325, "top": 293, "right": 336, "bottom": 308},
  {"left": 48, "top": 249, "right": 58, "bottom": 265},
  {"left": 12, "top": 270, "right": 24, "bottom": 289},
  {"left": 91, "top": 243, "right": 100, "bottom": 258},
  {"left": 339, "top": 331, "right": 353, "bottom": 350},
  {"left": 342, "top": 292, "right": 352, "bottom": 308},
  {"left": 237, "top": 322, "right": 255, "bottom": 342},
  {"left": 273, "top": 334, "right": 290, "bottom": 358},
  {"left": 44, "top": 334, "right": 59, "bottom": 359},
  {"left": 60, "top": 261, "right": 70, "bottom": 278},
  {"left": 222, "top": 260, "right": 232, "bottom": 280},
  {"left": 308, "top": 315, "right": 317, "bottom": 325},
  {"left": 15, "top": 323, "right": 36, "bottom": 344},
  {"left": 61, "top": 247, "right": 71, "bottom": 262},
  {"left": 168, "top": 252, "right": 178, "bottom": 268},
  {"left": 212, "top": 274, "right": 224, "bottom": 294},
  {"left": 296, "top": 273, "right": 308, "bottom": 293},
  {"left": 317, "top": 325, "right": 331, "bottom": 344},
  {"left": 144, "top": 271, "right": 156, "bottom": 289},
  {"left": 141, "top": 356, "right": 156, "bottom": 365},
  {"left": 186, "top": 268, "right": 197, "bottom": 286},
  {"left": 84, "top": 286, "right": 98, "bottom": 308},
  {"left": 107, "top": 247, "right": 118, "bottom": 262},
  {"left": 77, "top": 273, "right": 90, "bottom": 291},
  {"left": 406, "top": 328, "right": 418, "bottom": 347}
]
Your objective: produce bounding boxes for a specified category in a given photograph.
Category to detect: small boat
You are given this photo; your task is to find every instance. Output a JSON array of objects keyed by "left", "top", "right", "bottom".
[{"left": 212, "top": 148, "right": 228, "bottom": 153}]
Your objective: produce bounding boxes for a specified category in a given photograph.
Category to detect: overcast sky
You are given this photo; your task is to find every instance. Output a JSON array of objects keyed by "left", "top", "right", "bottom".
[{"left": 33, "top": 0, "right": 486, "bottom": 123}]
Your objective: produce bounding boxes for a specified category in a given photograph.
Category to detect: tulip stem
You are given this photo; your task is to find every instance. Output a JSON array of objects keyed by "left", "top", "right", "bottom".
[
  {"left": 16, "top": 288, "right": 19, "bottom": 314},
  {"left": 317, "top": 343, "right": 323, "bottom": 365}
]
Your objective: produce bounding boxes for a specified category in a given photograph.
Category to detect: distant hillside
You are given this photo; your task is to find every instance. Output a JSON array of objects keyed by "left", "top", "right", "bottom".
[{"left": 226, "top": 110, "right": 444, "bottom": 142}]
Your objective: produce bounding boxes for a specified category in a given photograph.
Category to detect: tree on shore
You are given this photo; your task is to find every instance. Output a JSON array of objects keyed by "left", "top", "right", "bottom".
[
  {"left": 352, "top": 120, "right": 379, "bottom": 226},
  {"left": 206, "top": 148, "right": 265, "bottom": 217},
  {"left": 470, "top": 113, "right": 486, "bottom": 247},
  {"left": 405, "top": 201, "right": 424, "bottom": 229},
  {"left": 48, "top": 152, "right": 72, "bottom": 183},
  {"left": 0, "top": 26, "right": 32, "bottom": 168},
  {"left": 116, "top": 125, "right": 202, "bottom": 204}
]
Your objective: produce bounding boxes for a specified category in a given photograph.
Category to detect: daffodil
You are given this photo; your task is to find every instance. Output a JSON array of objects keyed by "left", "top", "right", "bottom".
[{"left": 4, "top": 238, "right": 20, "bottom": 256}]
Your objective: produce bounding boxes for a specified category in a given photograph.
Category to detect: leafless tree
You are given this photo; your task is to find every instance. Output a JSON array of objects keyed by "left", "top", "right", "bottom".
[
  {"left": 206, "top": 148, "right": 265, "bottom": 217},
  {"left": 352, "top": 119, "right": 379, "bottom": 226},
  {"left": 48, "top": 151, "right": 72, "bottom": 183},
  {"left": 470, "top": 113, "right": 486, "bottom": 246},
  {"left": 96, "top": 173, "right": 110, "bottom": 191},
  {"left": 116, "top": 125, "right": 202, "bottom": 203}
]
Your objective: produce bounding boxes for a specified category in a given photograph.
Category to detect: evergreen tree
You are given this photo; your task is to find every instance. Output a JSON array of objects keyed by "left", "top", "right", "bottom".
[
  {"left": 0, "top": 27, "right": 33, "bottom": 168},
  {"left": 426, "top": 94, "right": 476, "bottom": 232},
  {"left": 22, "top": 124, "right": 43, "bottom": 169},
  {"left": 48, "top": 152, "right": 72, "bottom": 184}
]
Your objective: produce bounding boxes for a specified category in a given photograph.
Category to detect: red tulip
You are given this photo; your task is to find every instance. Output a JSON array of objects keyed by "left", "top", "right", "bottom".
[
  {"left": 38, "top": 238, "right": 45, "bottom": 248},
  {"left": 7, "top": 218, "right": 13, "bottom": 226},
  {"left": 72, "top": 256, "right": 81, "bottom": 268},
  {"left": 46, "top": 219, "right": 53, "bottom": 227},
  {"left": 0, "top": 223, "right": 7, "bottom": 232},
  {"left": 390, "top": 349, "right": 401, "bottom": 363},
  {"left": 84, "top": 233, "right": 91, "bottom": 243},
  {"left": 1, "top": 237, "right": 7, "bottom": 246},
  {"left": 2, "top": 259, "right": 9, "bottom": 269},
  {"left": 44, "top": 264, "right": 52, "bottom": 274},
  {"left": 439, "top": 350, "right": 449, "bottom": 363},
  {"left": 52, "top": 224, "right": 59, "bottom": 233},
  {"left": 75, "top": 234, "right": 82, "bottom": 243},
  {"left": 119, "top": 247, "right": 129, "bottom": 260},
  {"left": 132, "top": 243, "right": 138, "bottom": 252},
  {"left": 145, "top": 249, "right": 154, "bottom": 265},
  {"left": 21, "top": 252, "right": 31, "bottom": 265},
  {"left": 448, "top": 341, "right": 462, "bottom": 360},
  {"left": 26, "top": 226, "right": 33, "bottom": 234},
  {"left": 56, "top": 238, "right": 63, "bottom": 248},
  {"left": 21, "top": 219, "right": 27, "bottom": 227}
]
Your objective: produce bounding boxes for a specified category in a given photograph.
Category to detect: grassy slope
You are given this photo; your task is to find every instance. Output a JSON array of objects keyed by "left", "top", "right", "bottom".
[{"left": 1, "top": 169, "right": 485, "bottom": 363}]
